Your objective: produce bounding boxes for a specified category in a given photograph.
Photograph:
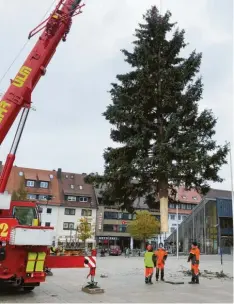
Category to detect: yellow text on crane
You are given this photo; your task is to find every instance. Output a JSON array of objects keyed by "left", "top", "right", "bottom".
[
  {"left": 0, "top": 223, "right": 9, "bottom": 238},
  {"left": 12, "top": 66, "right": 32, "bottom": 88},
  {"left": 0, "top": 101, "right": 11, "bottom": 123}
]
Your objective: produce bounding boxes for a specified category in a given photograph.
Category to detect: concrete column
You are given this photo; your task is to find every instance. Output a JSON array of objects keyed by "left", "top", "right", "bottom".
[{"left": 130, "top": 237, "right": 134, "bottom": 250}]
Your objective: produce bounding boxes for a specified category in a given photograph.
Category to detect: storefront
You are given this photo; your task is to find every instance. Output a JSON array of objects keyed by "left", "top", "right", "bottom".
[{"left": 97, "top": 236, "right": 131, "bottom": 250}]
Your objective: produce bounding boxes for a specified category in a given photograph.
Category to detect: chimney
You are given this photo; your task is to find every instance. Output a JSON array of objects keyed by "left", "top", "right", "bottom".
[{"left": 57, "top": 168, "right": 62, "bottom": 179}]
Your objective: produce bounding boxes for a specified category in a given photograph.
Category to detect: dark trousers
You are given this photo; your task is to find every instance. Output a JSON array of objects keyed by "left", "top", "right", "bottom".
[{"left": 156, "top": 268, "right": 164, "bottom": 280}]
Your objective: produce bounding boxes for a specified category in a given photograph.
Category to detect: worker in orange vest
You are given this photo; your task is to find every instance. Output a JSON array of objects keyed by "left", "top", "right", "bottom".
[
  {"left": 154, "top": 243, "right": 168, "bottom": 281},
  {"left": 187, "top": 241, "right": 200, "bottom": 284}
]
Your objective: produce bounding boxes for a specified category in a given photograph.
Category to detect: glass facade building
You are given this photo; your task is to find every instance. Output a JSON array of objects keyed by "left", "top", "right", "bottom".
[{"left": 166, "top": 190, "right": 233, "bottom": 255}]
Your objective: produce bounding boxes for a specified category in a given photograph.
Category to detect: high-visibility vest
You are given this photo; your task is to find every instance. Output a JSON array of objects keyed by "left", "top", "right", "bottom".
[{"left": 144, "top": 251, "right": 154, "bottom": 268}]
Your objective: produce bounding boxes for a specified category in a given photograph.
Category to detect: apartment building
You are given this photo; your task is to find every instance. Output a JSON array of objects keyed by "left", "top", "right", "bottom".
[
  {"left": 1, "top": 162, "right": 97, "bottom": 247},
  {"left": 56, "top": 169, "right": 97, "bottom": 247}
]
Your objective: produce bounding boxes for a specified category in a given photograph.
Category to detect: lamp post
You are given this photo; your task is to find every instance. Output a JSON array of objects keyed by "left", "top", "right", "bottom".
[{"left": 176, "top": 204, "right": 179, "bottom": 259}]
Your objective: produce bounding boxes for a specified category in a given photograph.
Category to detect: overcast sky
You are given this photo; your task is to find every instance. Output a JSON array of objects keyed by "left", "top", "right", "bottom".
[{"left": 0, "top": 0, "right": 233, "bottom": 191}]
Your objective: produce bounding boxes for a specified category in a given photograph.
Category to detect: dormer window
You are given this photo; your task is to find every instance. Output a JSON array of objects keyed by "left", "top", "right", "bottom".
[
  {"left": 26, "top": 180, "right": 35, "bottom": 187},
  {"left": 40, "top": 181, "right": 49, "bottom": 188},
  {"left": 79, "top": 196, "right": 88, "bottom": 202},
  {"left": 182, "top": 195, "right": 186, "bottom": 199},
  {"left": 71, "top": 175, "right": 74, "bottom": 179},
  {"left": 67, "top": 196, "right": 76, "bottom": 202},
  {"left": 71, "top": 185, "right": 74, "bottom": 189},
  {"left": 79, "top": 185, "right": 83, "bottom": 190},
  {"left": 192, "top": 196, "right": 197, "bottom": 200}
]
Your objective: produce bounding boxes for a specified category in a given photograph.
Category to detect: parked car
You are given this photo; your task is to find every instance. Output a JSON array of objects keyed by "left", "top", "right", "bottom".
[{"left": 109, "top": 245, "right": 122, "bottom": 256}]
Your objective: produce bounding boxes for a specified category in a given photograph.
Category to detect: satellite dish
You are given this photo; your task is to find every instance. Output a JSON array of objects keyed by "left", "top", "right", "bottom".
[{"left": 50, "top": 174, "right": 53, "bottom": 179}]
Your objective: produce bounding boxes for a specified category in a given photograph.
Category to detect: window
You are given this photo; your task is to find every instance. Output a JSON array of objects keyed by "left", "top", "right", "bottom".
[
  {"left": 79, "top": 185, "right": 83, "bottom": 190},
  {"left": 178, "top": 215, "right": 181, "bottom": 221},
  {"left": 70, "top": 185, "right": 74, "bottom": 189},
  {"left": 186, "top": 204, "right": 192, "bottom": 210},
  {"left": 103, "top": 224, "right": 113, "bottom": 232},
  {"left": 63, "top": 222, "right": 75, "bottom": 230},
  {"left": 45, "top": 222, "right": 50, "bottom": 227},
  {"left": 118, "top": 213, "right": 123, "bottom": 219},
  {"left": 40, "top": 181, "right": 48, "bottom": 188},
  {"left": 170, "top": 214, "right": 175, "bottom": 220},
  {"left": 182, "top": 195, "right": 187, "bottom": 199},
  {"left": 192, "top": 196, "right": 197, "bottom": 200},
  {"left": 13, "top": 206, "right": 37, "bottom": 226},
  {"left": 27, "top": 194, "right": 37, "bottom": 200},
  {"left": 169, "top": 203, "right": 175, "bottom": 209},
  {"left": 119, "top": 225, "right": 127, "bottom": 232},
  {"left": 26, "top": 180, "right": 35, "bottom": 187},
  {"left": 38, "top": 195, "right": 47, "bottom": 201},
  {"left": 104, "top": 212, "right": 118, "bottom": 219},
  {"left": 67, "top": 196, "right": 76, "bottom": 201},
  {"left": 103, "top": 224, "right": 127, "bottom": 232},
  {"left": 122, "top": 213, "right": 132, "bottom": 220},
  {"left": 71, "top": 175, "right": 74, "bottom": 179},
  {"left": 170, "top": 227, "right": 175, "bottom": 233},
  {"left": 65, "top": 175, "right": 69, "bottom": 178},
  {"left": 81, "top": 209, "right": 92, "bottom": 216},
  {"left": 181, "top": 204, "right": 186, "bottom": 209},
  {"left": 65, "top": 208, "right": 76, "bottom": 215},
  {"left": 47, "top": 208, "right": 52, "bottom": 214},
  {"left": 172, "top": 223, "right": 177, "bottom": 226},
  {"left": 79, "top": 197, "right": 88, "bottom": 202}
]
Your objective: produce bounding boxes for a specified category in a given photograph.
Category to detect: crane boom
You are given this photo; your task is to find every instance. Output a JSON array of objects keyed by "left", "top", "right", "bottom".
[
  {"left": 0, "top": 0, "right": 84, "bottom": 144},
  {"left": 0, "top": 0, "right": 84, "bottom": 193}
]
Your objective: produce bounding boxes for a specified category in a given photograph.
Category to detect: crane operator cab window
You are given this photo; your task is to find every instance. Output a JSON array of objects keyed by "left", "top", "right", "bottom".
[{"left": 13, "top": 206, "right": 38, "bottom": 226}]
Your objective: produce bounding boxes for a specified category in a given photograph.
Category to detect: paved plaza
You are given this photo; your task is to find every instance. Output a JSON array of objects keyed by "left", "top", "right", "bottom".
[{"left": 0, "top": 255, "right": 233, "bottom": 303}]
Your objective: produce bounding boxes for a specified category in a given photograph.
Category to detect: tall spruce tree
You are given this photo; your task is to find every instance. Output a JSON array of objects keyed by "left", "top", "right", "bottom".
[{"left": 85, "top": 6, "right": 229, "bottom": 233}]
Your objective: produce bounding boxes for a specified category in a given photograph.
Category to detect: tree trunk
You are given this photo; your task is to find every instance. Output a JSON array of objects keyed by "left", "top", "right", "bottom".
[{"left": 159, "top": 179, "right": 168, "bottom": 233}]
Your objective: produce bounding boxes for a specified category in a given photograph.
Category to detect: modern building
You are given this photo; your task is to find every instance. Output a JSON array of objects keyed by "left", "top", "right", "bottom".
[
  {"left": 95, "top": 190, "right": 160, "bottom": 250},
  {"left": 166, "top": 189, "right": 233, "bottom": 254},
  {"left": 165, "top": 187, "right": 202, "bottom": 242},
  {"left": 95, "top": 186, "right": 201, "bottom": 249}
]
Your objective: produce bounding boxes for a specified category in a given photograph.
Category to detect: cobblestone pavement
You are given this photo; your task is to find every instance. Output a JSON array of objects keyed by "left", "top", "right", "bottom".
[{"left": 0, "top": 255, "right": 233, "bottom": 303}]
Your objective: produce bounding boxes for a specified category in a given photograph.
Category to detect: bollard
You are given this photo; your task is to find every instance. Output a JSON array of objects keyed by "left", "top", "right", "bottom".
[{"left": 82, "top": 249, "right": 104, "bottom": 294}]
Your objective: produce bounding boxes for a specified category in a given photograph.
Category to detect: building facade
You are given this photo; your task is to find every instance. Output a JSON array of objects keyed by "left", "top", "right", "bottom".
[
  {"left": 164, "top": 187, "right": 202, "bottom": 242},
  {"left": 55, "top": 169, "right": 97, "bottom": 247},
  {"left": 95, "top": 186, "right": 201, "bottom": 249},
  {"left": 1, "top": 163, "right": 97, "bottom": 247},
  {"left": 166, "top": 189, "right": 233, "bottom": 254}
]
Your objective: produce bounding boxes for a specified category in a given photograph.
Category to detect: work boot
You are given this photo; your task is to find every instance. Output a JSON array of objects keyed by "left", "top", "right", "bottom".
[
  {"left": 148, "top": 275, "right": 153, "bottom": 284},
  {"left": 195, "top": 275, "right": 199, "bottom": 284},
  {"left": 145, "top": 277, "right": 149, "bottom": 284},
  {"left": 161, "top": 269, "right": 164, "bottom": 281},
  {"left": 156, "top": 269, "right": 159, "bottom": 281},
  {"left": 189, "top": 276, "right": 196, "bottom": 284}
]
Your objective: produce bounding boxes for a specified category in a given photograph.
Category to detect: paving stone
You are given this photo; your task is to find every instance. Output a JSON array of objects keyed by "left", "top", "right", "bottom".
[{"left": 0, "top": 255, "right": 233, "bottom": 303}]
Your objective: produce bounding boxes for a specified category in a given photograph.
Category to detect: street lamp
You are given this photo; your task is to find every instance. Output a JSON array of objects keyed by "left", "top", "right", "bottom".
[
  {"left": 176, "top": 204, "right": 179, "bottom": 259},
  {"left": 214, "top": 222, "right": 223, "bottom": 272}
]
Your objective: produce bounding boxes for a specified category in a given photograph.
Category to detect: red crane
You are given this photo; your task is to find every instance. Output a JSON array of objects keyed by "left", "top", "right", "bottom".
[{"left": 0, "top": 0, "right": 84, "bottom": 192}]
